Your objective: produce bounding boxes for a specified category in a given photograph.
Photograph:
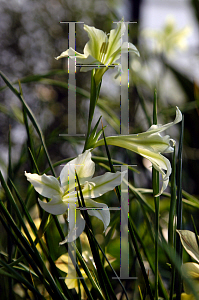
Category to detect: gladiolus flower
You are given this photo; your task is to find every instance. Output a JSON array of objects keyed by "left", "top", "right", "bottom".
[
  {"left": 25, "top": 150, "right": 126, "bottom": 244},
  {"left": 93, "top": 107, "right": 182, "bottom": 196},
  {"left": 55, "top": 19, "right": 139, "bottom": 85}
]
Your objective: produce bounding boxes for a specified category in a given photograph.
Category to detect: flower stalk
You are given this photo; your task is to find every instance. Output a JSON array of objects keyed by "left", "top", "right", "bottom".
[{"left": 152, "top": 89, "right": 159, "bottom": 300}]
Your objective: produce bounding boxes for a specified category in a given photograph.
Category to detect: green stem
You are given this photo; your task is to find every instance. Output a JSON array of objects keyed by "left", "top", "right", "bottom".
[
  {"left": 153, "top": 169, "right": 160, "bottom": 300},
  {"left": 169, "top": 146, "right": 177, "bottom": 300},
  {"left": 153, "top": 89, "right": 159, "bottom": 300},
  {"left": 76, "top": 173, "right": 117, "bottom": 300},
  {"left": 129, "top": 218, "right": 154, "bottom": 300},
  {"left": 175, "top": 116, "right": 184, "bottom": 300},
  {"left": 7, "top": 126, "right": 13, "bottom": 300},
  {"left": 84, "top": 70, "right": 101, "bottom": 151}
]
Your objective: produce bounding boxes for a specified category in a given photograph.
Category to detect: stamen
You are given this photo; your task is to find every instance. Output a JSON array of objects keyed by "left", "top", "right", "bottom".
[
  {"left": 76, "top": 184, "right": 84, "bottom": 191},
  {"left": 100, "top": 41, "right": 109, "bottom": 64}
]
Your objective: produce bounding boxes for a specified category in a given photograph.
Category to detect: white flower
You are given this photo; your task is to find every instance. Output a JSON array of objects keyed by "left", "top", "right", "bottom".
[
  {"left": 55, "top": 19, "right": 139, "bottom": 85},
  {"left": 25, "top": 150, "right": 126, "bottom": 244},
  {"left": 94, "top": 107, "right": 182, "bottom": 196},
  {"left": 177, "top": 230, "right": 199, "bottom": 299},
  {"left": 142, "top": 16, "right": 191, "bottom": 55}
]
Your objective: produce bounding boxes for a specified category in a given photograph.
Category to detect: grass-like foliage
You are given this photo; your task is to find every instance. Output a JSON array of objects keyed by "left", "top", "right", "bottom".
[{"left": 0, "top": 19, "right": 198, "bottom": 300}]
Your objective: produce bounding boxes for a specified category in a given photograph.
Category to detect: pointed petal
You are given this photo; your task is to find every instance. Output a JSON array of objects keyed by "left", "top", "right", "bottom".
[
  {"left": 55, "top": 47, "right": 85, "bottom": 61},
  {"left": 38, "top": 195, "right": 68, "bottom": 215},
  {"left": 140, "top": 150, "right": 172, "bottom": 196},
  {"left": 55, "top": 47, "right": 101, "bottom": 67},
  {"left": 112, "top": 133, "right": 174, "bottom": 154},
  {"left": 105, "top": 20, "right": 126, "bottom": 64},
  {"left": 121, "top": 42, "right": 140, "bottom": 56},
  {"left": 82, "top": 170, "right": 126, "bottom": 199},
  {"left": 85, "top": 199, "right": 110, "bottom": 231},
  {"left": 145, "top": 106, "right": 182, "bottom": 135},
  {"left": 59, "top": 209, "right": 85, "bottom": 244},
  {"left": 95, "top": 107, "right": 182, "bottom": 155},
  {"left": 25, "top": 172, "right": 62, "bottom": 198},
  {"left": 60, "top": 150, "right": 95, "bottom": 191},
  {"left": 83, "top": 25, "right": 108, "bottom": 62},
  {"left": 94, "top": 107, "right": 182, "bottom": 196},
  {"left": 109, "top": 41, "right": 140, "bottom": 64},
  {"left": 177, "top": 230, "right": 199, "bottom": 263},
  {"left": 94, "top": 138, "right": 172, "bottom": 195}
]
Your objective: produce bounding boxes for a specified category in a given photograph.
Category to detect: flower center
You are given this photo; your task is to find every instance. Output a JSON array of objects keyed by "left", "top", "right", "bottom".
[
  {"left": 62, "top": 183, "right": 85, "bottom": 197},
  {"left": 100, "top": 41, "right": 109, "bottom": 64},
  {"left": 76, "top": 184, "right": 84, "bottom": 192}
]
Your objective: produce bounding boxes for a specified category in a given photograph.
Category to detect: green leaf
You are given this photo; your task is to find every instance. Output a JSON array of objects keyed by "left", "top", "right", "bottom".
[
  {"left": 86, "top": 116, "right": 104, "bottom": 149},
  {"left": 129, "top": 217, "right": 154, "bottom": 300},
  {"left": 0, "top": 259, "right": 45, "bottom": 299},
  {"left": 0, "top": 71, "right": 55, "bottom": 177},
  {"left": 84, "top": 70, "right": 102, "bottom": 151}
]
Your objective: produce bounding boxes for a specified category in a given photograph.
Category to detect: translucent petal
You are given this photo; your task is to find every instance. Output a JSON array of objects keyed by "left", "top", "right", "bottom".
[
  {"left": 145, "top": 106, "right": 182, "bottom": 135},
  {"left": 177, "top": 230, "right": 199, "bottom": 263},
  {"left": 38, "top": 195, "right": 68, "bottom": 215},
  {"left": 83, "top": 25, "right": 108, "bottom": 61},
  {"left": 85, "top": 199, "right": 110, "bottom": 231},
  {"left": 94, "top": 107, "right": 182, "bottom": 195},
  {"left": 82, "top": 170, "right": 126, "bottom": 199},
  {"left": 25, "top": 172, "right": 62, "bottom": 198},
  {"left": 105, "top": 21, "right": 126, "bottom": 64},
  {"left": 121, "top": 42, "right": 140, "bottom": 56},
  {"left": 59, "top": 209, "right": 85, "bottom": 244},
  {"left": 60, "top": 149, "right": 95, "bottom": 192},
  {"left": 110, "top": 41, "right": 140, "bottom": 64},
  {"left": 55, "top": 47, "right": 101, "bottom": 66}
]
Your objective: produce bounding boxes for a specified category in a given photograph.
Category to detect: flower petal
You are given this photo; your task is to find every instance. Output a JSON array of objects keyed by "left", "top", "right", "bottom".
[
  {"left": 121, "top": 42, "right": 140, "bottom": 56},
  {"left": 25, "top": 172, "right": 62, "bottom": 198},
  {"left": 38, "top": 195, "right": 68, "bottom": 215},
  {"left": 95, "top": 107, "right": 182, "bottom": 154},
  {"left": 110, "top": 41, "right": 140, "bottom": 65},
  {"left": 93, "top": 107, "right": 182, "bottom": 195},
  {"left": 82, "top": 170, "right": 126, "bottom": 199},
  {"left": 94, "top": 136, "right": 172, "bottom": 195},
  {"left": 83, "top": 25, "right": 108, "bottom": 62},
  {"left": 59, "top": 209, "right": 85, "bottom": 244},
  {"left": 105, "top": 20, "right": 126, "bottom": 64},
  {"left": 181, "top": 262, "right": 199, "bottom": 294},
  {"left": 177, "top": 230, "right": 199, "bottom": 263},
  {"left": 85, "top": 199, "right": 110, "bottom": 231},
  {"left": 181, "top": 293, "right": 195, "bottom": 300},
  {"left": 55, "top": 47, "right": 101, "bottom": 69},
  {"left": 60, "top": 149, "right": 95, "bottom": 192},
  {"left": 139, "top": 150, "right": 171, "bottom": 196},
  {"left": 145, "top": 106, "right": 182, "bottom": 135}
]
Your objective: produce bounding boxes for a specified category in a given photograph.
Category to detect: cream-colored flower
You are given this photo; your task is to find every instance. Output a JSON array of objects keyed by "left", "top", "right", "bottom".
[
  {"left": 142, "top": 16, "right": 191, "bottom": 55},
  {"left": 56, "top": 19, "right": 139, "bottom": 85},
  {"left": 93, "top": 106, "right": 182, "bottom": 196},
  {"left": 25, "top": 150, "right": 126, "bottom": 244},
  {"left": 177, "top": 230, "right": 199, "bottom": 299}
]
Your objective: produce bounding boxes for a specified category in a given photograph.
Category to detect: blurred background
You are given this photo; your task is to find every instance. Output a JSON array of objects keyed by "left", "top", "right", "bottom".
[
  {"left": 0, "top": 1, "right": 199, "bottom": 298},
  {"left": 0, "top": 0, "right": 198, "bottom": 194}
]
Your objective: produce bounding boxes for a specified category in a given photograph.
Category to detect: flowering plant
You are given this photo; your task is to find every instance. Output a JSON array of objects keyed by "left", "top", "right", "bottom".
[
  {"left": 0, "top": 15, "right": 196, "bottom": 300},
  {"left": 25, "top": 150, "right": 126, "bottom": 244}
]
